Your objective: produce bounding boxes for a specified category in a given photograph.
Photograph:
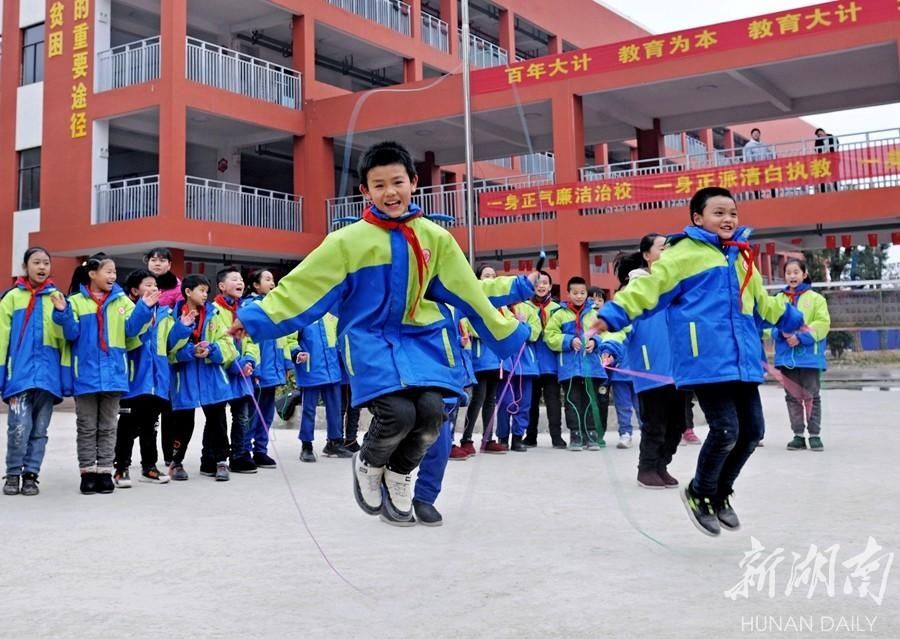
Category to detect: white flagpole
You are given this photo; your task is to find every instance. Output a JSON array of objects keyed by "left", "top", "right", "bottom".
[{"left": 461, "top": 0, "right": 476, "bottom": 267}]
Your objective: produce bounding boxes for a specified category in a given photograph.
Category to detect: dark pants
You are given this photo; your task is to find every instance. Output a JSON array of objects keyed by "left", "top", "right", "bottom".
[
  {"left": 360, "top": 388, "right": 445, "bottom": 474},
  {"left": 461, "top": 369, "right": 499, "bottom": 444},
  {"left": 527, "top": 373, "right": 563, "bottom": 443},
  {"left": 171, "top": 403, "right": 229, "bottom": 466},
  {"left": 563, "top": 377, "right": 608, "bottom": 437},
  {"left": 160, "top": 404, "right": 176, "bottom": 465},
  {"left": 229, "top": 397, "right": 252, "bottom": 460},
  {"left": 115, "top": 395, "right": 165, "bottom": 471},
  {"left": 779, "top": 367, "right": 822, "bottom": 435},
  {"left": 341, "top": 384, "right": 361, "bottom": 441},
  {"left": 637, "top": 385, "right": 689, "bottom": 472},
  {"left": 684, "top": 392, "right": 696, "bottom": 430},
  {"left": 692, "top": 382, "right": 764, "bottom": 498}
]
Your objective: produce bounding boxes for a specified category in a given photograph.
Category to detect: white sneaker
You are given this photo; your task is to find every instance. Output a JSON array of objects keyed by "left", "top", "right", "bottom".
[
  {"left": 352, "top": 452, "right": 383, "bottom": 516},
  {"left": 617, "top": 433, "right": 633, "bottom": 449},
  {"left": 381, "top": 469, "right": 415, "bottom": 526}
]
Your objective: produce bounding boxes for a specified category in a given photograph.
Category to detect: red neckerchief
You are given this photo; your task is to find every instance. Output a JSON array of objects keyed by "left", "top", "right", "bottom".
[
  {"left": 363, "top": 206, "right": 427, "bottom": 320},
  {"left": 532, "top": 294, "right": 552, "bottom": 327},
  {"left": 15, "top": 277, "right": 54, "bottom": 347},
  {"left": 90, "top": 289, "right": 112, "bottom": 352},
  {"left": 723, "top": 240, "right": 759, "bottom": 300},
  {"left": 214, "top": 295, "right": 239, "bottom": 316},
  {"left": 784, "top": 287, "right": 809, "bottom": 306},
  {"left": 571, "top": 304, "right": 584, "bottom": 336},
  {"left": 182, "top": 303, "right": 206, "bottom": 343}
]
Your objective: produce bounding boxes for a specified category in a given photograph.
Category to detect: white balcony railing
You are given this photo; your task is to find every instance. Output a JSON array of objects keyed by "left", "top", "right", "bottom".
[
  {"left": 459, "top": 30, "right": 508, "bottom": 68},
  {"left": 185, "top": 176, "right": 302, "bottom": 231},
  {"left": 96, "top": 175, "right": 159, "bottom": 223},
  {"left": 326, "top": 172, "right": 554, "bottom": 230},
  {"left": 96, "top": 36, "right": 161, "bottom": 92},
  {"left": 421, "top": 12, "right": 449, "bottom": 53},
  {"left": 327, "top": 0, "right": 411, "bottom": 35},
  {"left": 186, "top": 37, "right": 302, "bottom": 109}
]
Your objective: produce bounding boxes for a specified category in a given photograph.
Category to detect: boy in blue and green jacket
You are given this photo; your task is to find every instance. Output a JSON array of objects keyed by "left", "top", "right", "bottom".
[
  {"left": 593, "top": 187, "right": 804, "bottom": 537},
  {"left": 234, "top": 141, "right": 532, "bottom": 526}
]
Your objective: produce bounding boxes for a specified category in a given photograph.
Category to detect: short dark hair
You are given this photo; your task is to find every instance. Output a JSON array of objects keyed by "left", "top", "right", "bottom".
[
  {"left": 216, "top": 266, "right": 241, "bottom": 286},
  {"left": 245, "top": 269, "right": 272, "bottom": 296},
  {"left": 23, "top": 246, "right": 51, "bottom": 264},
  {"left": 814, "top": 128, "right": 825, "bottom": 136},
  {"left": 784, "top": 258, "right": 813, "bottom": 284},
  {"left": 125, "top": 268, "right": 156, "bottom": 296},
  {"left": 357, "top": 141, "right": 416, "bottom": 187},
  {"left": 567, "top": 276, "right": 587, "bottom": 291},
  {"left": 587, "top": 287, "right": 605, "bottom": 300},
  {"left": 144, "top": 247, "right": 172, "bottom": 262},
  {"left": 690, "top": 187, "right": 735, "bottom": 221},
  {"left": 475, "top": 263, "right": 494, "bottom": 278},
  {"left": 537, "top": 269, "right": 552, "bottom": 285},
  {"left": 182, "top": 274, "right": 210, "bottom": 296},
  {"left": 750, "top": 127, "right": 761, "bottom": 135}
]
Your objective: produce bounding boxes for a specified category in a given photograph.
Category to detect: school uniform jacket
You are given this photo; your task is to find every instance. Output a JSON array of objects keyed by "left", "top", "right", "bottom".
[
  {"left": 243, "top": 294, "right": 291, "bottom": 389},
  {"left": 544, "top": 302, "right": 619, "bottom": 383},
  {"left": 124, "top": 304, "right": 191, "bottom": 401},
  {"left": 213, "top": 297, "right": 261, "bottom": 400},
  {"left": 499, "top": 303, "right": 541, "bottom": 376},
  {"left": 53, "top": 284, "right": 154, "bottom": 396},
  {"left": 0, "top": 278, "right": 71, "bottom": 402},
  {"left": 236, "top": 204, "right": 532, "bottom": 407},
  {"left": 598, "top": 225, "right": 804, "bottom": 387},
  {"left": 525, "top": 297, "right": 561, "bottom": 376},
  {"left": 289, "top": 314, "right": 343, "bottom": 388},
  {"left": 771, "top": 284, "right": 830, "bottom": 370}
]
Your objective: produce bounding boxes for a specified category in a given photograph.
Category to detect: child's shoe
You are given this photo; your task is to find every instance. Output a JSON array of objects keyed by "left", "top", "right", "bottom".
[
  {"left": 322, "top": 439, "right": 353, "bottom": 458},
  {"left": 568, "top": 431, "right": 584, "bottom": 451},
  {"left": 20, "top": 472, "right": 39, "bottom": 496},
  {"left": 96, "top": 473, "right": 116, "bottom": 494},
  {"left": 140, "top": 466, "right": 171, "bottom": 484},
  {"left": 509, "top": 435, "right": 528, "bottom": 452},
  {"left": 229, "top": 455, "right": 258, "bottom": 474},
  {"left": 585, "top": 430, "right": 603, "bottom": 451},
  {"left": 168, "top": 462, "right": 189, "bottom": 481},
  {"left": 483, "top": 440, "right": 508, "bottom": 454},
  {"left": 637, "top": 469, "right": 666, "bottom": 489},
  {"left": 617, "top": 433, "right": 633, "bottom": 449},
  {"left": 681, "top": 428, "right": 701, "bottom": 445},
  {"left": 716, "top": 492, "right": 741, "bottom": 531},
  {"left": 657, "top": 467, "right": 680, "bottom": 488},
  {"left": 808, "top": 436, "right": 824, "bottom": 452},
  {"left": 299, "top": 441, "right": 317, "bottom": 463},
  {"left": 461, "top": 441, "right": 477, "bottom": 456},
  {"left": 215, "top": 462, "right": 230, "bottom": 481},
  {"left": 3, "top": 475, "right": 20, "bottom": 496},
  {"left": 199, "top": 461, "right": 217, "bottom": 476},
  {"left": 114, "top": 468, "right": 133, "bottom": 488},
  {"left": 449, "top": 444, "right": 469, "bottom": 461},
  {"left": 786, "top": 435, "right": 807, "bottom": 451},
  {"left": 381, "top": 469, "right": 415, "bottom": 527},
  {"left": 352, "top": 452, "right": 383, "bottom": 515},
  {"left": 252, "top": 452, "right": 278, "bottom": 469},
  {"left": 413, "top": 499, "right": 443, "bottom": 527},
  {"left": 680, "top": 484, "right": 721, "bottom": 537},
  {"left": 80, "top": 472, "right": 97, "bottom": 495},
  {"left": 343, "top": 439, "right": 361, "bottom": 453}
]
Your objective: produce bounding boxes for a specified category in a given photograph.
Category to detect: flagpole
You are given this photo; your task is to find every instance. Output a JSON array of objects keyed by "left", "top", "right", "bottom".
[{"left": 461, "top": 0, "right": 476, "bottom": 267}]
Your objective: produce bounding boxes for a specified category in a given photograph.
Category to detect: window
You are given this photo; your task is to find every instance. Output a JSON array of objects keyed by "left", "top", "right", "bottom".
[
  {"left": 21, "top": 24, "right": 45, "bottom": 85},
  {"left": 17, "top": 148, "right": 41, "bottom": 210}
]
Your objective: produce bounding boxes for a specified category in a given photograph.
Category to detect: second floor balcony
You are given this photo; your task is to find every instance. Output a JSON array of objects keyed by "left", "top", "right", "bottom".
[
  {"left": 185, "top": 176, "right": 303, "bottom": 232},
  {"left": 328, "top": 0, "right": 412, "bottom": 36},
  {"left": 96, "top": 36, "right": 161, "bottom": 93},
  {"left": 460, "top": 30, "right": 508, "bottom": 69}
]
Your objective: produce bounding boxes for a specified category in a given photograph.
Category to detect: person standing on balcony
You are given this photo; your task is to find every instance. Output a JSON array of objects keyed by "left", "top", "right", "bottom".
[
  {"left": 814, "top": 129, "right": 839, "bottom": 193},
  {"left": 743, "top": 128, "right": 776, "bottom": 199},
  {"left": 231, "top": 141, "right": 534, "bottom": 526}
]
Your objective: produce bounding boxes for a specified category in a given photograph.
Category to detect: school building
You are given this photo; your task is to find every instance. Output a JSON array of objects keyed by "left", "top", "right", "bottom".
[{"left": 1, "top": 0, "right": 898, "bottom": 291}]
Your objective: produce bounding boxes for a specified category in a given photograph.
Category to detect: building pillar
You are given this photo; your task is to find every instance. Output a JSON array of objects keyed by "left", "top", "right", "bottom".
[
  {"left": 635, "top": 118, "right": 664, "bottom": 162},
  {"left": 296, "top": 134, "right": 334, "bottom": 236},
  {"left": 441, "top": 0, "right": 459, "bottom": 57},
  {"left": 159, "top": 0, "right": 188, "bottom": 223},
  {"left": 548, "top": 34, "right": 563, "bottom": 54},
  {"left": 415, "top": 151, "right": 441, "bottom": 188},
  {"left": 292, "top": 14, "right": 316, "bottom": 99},
  {"left": 552, "top": 94, "right": 589, "bottom": 283},
  {"left": 404, "top": 57, "right": 424, "bottom": 82},
  {"left": 498, "top": 9, "right": 516, "bottom": 59}
]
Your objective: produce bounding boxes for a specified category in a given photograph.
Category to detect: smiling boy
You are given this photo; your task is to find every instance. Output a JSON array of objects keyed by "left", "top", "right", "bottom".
[{"left": 232, "top": 141, "right": 533, "bottom": 526}]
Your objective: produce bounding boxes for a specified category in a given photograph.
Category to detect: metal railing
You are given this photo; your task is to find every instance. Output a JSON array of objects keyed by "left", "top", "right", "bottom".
[
  {"left": 96, "top": 175, "right": 159, "bottom": 223},
  {"left": 186, "top": 37, "right": 302, "bottom": 109},
  {"left": 663, "top": 133, "right": 683, "bottom": 153},
  {"left": 520, "top": 152, "right": 555, "bottom": 175},
  {"left": 326, "top": 172, "right": 554, "bottom": 230},
  {"left": 96, "top": 36, "right": 161, "bottom": 92},
  {"left": 578, "top": 127, "right": 900, "bottom": 215},
  {"left": 421, "top": 12, "right": 449, "bottom": 53},
  {"left": 459, "top": 30, "right": 508, "bottom": 68},
  {"left": 185, "top": 176, "right": 302, "bottom": 231},
  {"left": 327, "top": 0, "right": 411, "bottom": 35}
]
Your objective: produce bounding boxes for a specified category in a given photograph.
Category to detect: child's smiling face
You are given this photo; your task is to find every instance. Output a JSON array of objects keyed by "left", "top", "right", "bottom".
[
  {"left": 218, "top": 272, "right": 244, "bottom": 298},
  {"left": 90, "top": 260, "right": 117, "bottom": 293},
  {"left": 360, "top": 163, "right": 418, "bottom": 219},
  {"left": 186, "top": 284, "right": 209, "bottom": 307},
  {"left": 692, "top": 195, "right": 738, "bottom": 241}
]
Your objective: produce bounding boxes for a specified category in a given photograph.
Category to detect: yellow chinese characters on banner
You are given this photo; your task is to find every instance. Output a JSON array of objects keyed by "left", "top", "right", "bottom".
[{"left": 68, "top": 0, "right": 91, "bottom": 139}]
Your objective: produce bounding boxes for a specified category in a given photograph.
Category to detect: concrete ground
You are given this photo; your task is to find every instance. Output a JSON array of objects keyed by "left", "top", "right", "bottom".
[{"left": 1, "top": 386, "right": 898, "bottom": 638}]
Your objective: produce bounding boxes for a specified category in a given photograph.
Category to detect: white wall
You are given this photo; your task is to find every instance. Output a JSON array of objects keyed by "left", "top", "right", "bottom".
[
  {"left": 18, "top": 0, "right": 44, "bottom": 27},
  {"left": 15, "top": 82, "right": 43, "bottom": 150},
  {"left": 10, "top": 208, "right": 40, "bottom": 277}
]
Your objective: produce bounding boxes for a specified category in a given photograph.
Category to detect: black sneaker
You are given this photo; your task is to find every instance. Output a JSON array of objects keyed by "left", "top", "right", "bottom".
[
  {"left": 96, "top": 473, "right": 116, "bottom": 494},
  {"left": 413, "top": 499, "right": 443, "bottom": 527},
  {"left": 680, "top": 484, "right": 721, "bottom": 537},
  {"left": 323, "top": 439, "right": 353, "bottom": 458},
  {"left": 509, "top": 435, "right": 528, "bottom": 452},
  {"left": 168, "top": 462, "right": 189, "bottom": 481},
  {"left": 786, "top": 435, "right": 806, "bottom": 451},
  {"left": 199, "top": 461, "right": 217, "bottom": 476},
  {"left": 568, "top": 431, "right": 583, "bottom": 451},
  {"left": 551, "top": 439, "right": 568, "bottom": 449},
  {"left": 20, "top": 472, "right": 39, "bottom": 496},
  {"left": 80, "top": 472, "right": 97, "bottom": 495},
  {"left": 522, "top": 437, "right": 538, "bottom": 448},
  {"left": 808, "top": 436, "right": 824, "bottom": 452},
  {"left": 300, "top": 442, "right": 317, "bottom": 463},
  {"left": 252, "top": 452, "right": 278, "bottom": 469},
  {"left": 716, "top": 492, "right": 741, "bottom": 531},
  {"left": 3, "top": 475, "right": 20, "bottom": 496},
  {"left": 343, "top": 439, "right": 361, "bottom": 453},
  {"left": 229, "top": 455, "right": 258, "bottom": 474}
]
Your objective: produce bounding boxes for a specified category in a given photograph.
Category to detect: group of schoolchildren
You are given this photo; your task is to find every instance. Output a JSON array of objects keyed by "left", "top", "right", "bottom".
[{"left": 3, "top": 140, "right": 831, "bottom": 539}]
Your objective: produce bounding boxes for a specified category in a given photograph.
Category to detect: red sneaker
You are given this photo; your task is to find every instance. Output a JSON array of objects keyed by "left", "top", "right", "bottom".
[
  {"left": 449, "top": 445, "right": 470, "bottom": 461},
  {"left": 682, "top": 428, "right": 702, "bottom": 445},
  {"left": 483, "top": 441, "right": 508, "bottom": 455},
  {"left": 461, "top": 441, "right": 477, "bottom": 457}
]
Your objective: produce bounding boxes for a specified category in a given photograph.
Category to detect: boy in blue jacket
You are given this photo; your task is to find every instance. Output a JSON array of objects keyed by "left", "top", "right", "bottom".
[
  {"left": 233, "top": 141, "right": 531, "bottom": 526},
  {"left": 593, "top": 187, "right": 804, "bottom": 536},
  {"left": 113, "top": 269, "right": 192, "bottom": 487}
]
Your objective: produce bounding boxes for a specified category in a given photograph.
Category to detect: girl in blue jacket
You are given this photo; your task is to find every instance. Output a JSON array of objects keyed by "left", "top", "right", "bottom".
[
  {"left": 243, "top": 269, "right": 290, "bottom": 468},
  {"left": 1, "top": 247, "right": 69, "bottom": 496},
  {"left": 53, "top": 253, "right": 155, "bottom": 495}
]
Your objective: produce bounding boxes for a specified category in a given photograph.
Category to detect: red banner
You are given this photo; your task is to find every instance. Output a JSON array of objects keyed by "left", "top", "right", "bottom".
[
  {"left": 472, "top": 0, "right": 894, "bottom": 94},
  {"left": 478, "top": 146, "right": 900, "bottom": 217}
]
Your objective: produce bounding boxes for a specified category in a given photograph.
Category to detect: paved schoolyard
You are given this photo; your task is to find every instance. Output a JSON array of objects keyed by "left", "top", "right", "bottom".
[{"left": 0, "top": 386, "right": 897, "bottom": 638}]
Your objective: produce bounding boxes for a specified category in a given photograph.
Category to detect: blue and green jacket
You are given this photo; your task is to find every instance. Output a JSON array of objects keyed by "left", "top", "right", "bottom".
[
  {"left": 526, "top": 297, "right": 561, "bottom": 376},
  {"left": 243, "top": 294, "right": 291, "bottom": 389},
  {"left": 124, "top": 304, "right": 191, "bottom": 401},
  {"left": 214, "top": 296, "right": 260, "bottom": 400},
  {"left": 499, "top": 303, "right": 541, "bottom": 376},
  {"left": 237, "top": 204, "right": 532, "bottom": 407},
  {"left": 168, "top": 301, "right": 239, "bottom": 410},
  {"left": 0, "top": 279, "right": 71, "bottom": 402},
  {"left": 770, "top": 284, "right": 830, "bottom": 370},
  {"left": 461, "top": 275, "right": 535, "bottom": 375},
  {"left": 289, "top": 313, "right": 343, "bottom": 388},
  {"left": 53, "top": 284, "right": 154, "bottom": 396},
  {"left": 544, "top": 302, "right": 619, "bottom": 382},
  {"left": 624, "top": 312, "right": 673, "bottom": 394},
  {"left": 598, "top": 225, "right": 804, "bottom": 387}
]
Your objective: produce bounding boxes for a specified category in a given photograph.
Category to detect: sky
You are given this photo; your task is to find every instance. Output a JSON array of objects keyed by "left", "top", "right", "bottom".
[{"left": 597, "top": 0, "right": 900, "bottom": 136}]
